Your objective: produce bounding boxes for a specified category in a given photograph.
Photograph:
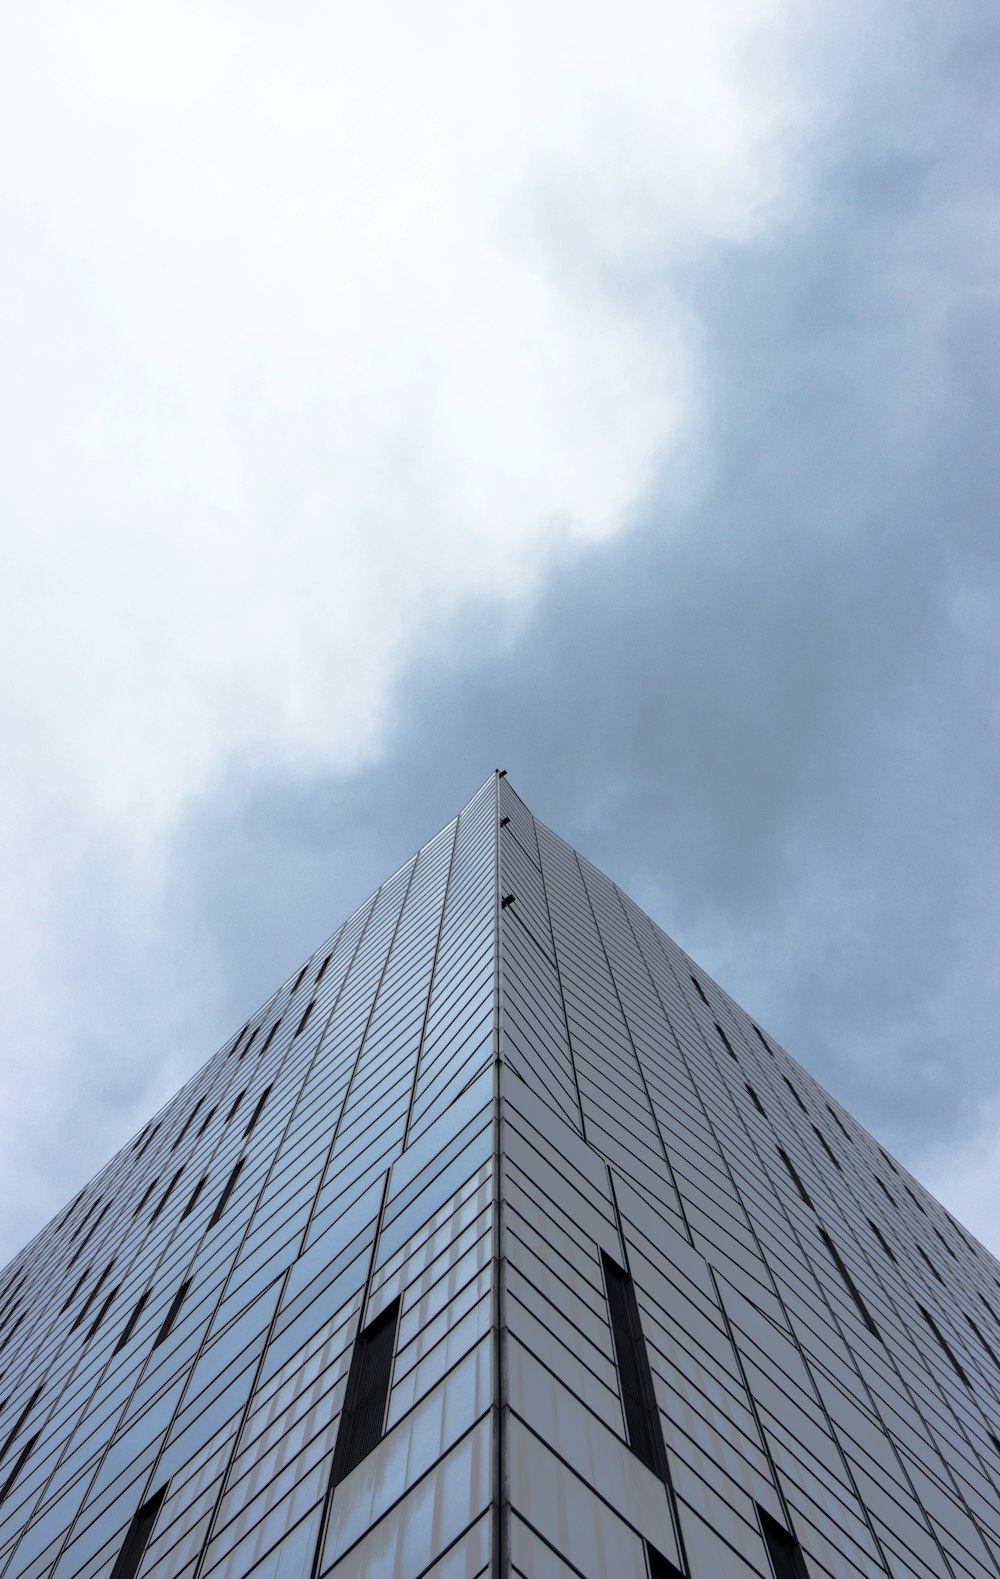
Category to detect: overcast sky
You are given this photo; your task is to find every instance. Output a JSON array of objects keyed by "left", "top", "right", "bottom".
[{"left": 1, "top": 0, "right": 998, "bottom": 1264}]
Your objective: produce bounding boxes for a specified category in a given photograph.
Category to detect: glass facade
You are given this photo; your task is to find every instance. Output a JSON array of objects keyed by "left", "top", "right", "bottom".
[{"left": 0, "top": 771, "right": 998, "bottom": 1577}]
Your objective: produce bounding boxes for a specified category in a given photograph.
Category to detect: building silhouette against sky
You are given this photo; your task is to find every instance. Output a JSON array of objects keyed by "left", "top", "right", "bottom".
[{"left": 0, "top": 771, "right": 998, "bottom": 1578}]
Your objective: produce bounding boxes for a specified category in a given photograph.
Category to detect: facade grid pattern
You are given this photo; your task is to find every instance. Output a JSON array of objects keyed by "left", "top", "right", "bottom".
[{"left": 0, "top": 771, "right": 996, "bottom": 1579}]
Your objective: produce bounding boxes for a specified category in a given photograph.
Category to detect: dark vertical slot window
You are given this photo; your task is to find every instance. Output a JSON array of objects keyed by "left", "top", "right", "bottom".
[
  {"left": 917, "top": 1246, "right": 944, "bottom": 1286},
  {"left": 243, "top": 1085, "right": 272, "bottom": 1139},
  {"left": 690, "top": 974, "right": 710, "bottom": 1006},
  {"left": 316, "top": 952, "right": 332, "bottom": 984},
  {"left": 759, "top": 1508, "right": 809, "bottom": 1579},
  {"left": 61, "top": 1268, "right": 89, "bottom": 1314},
  {"left": 919, "top": 1304, "right": 970, "bottom": 1387},
  {"left": 753, "top": 1024, "right": 774, "bottom": 1056},
  {"left": 330, "top": 1298, "right": 401, "bottom": 1486},
  {"left": 182, "top": 1175, "right": 208, "bottom": 1220},
  {"left": 0, "top": 1433, "right": 37, "bottom": 1509},
  {"left": 294, "top": 999, "right": 315, "bottom": 1037},
  {"left": 241, "top": 1028, "right": 258, "bottom": 1060},
  {"left": 0, "top": 1385, "right": 42, "bottom": 1462},
  {"left": 115, "top": 1291, "right": 150, "bottom": 1353},
  {"left": 932, "top": 1225, "right": 958, "bottom": 1261},
  {"left": 197, "top": 1105, "right": 217, "bottom": 1139},
  {"left": 86, "top": 1285, "right": 119, "bottom": 1343},
  {"left": 135, "top": 1124, "right": 160, "bottom": 1161},
  {"left": 226, "top": 1089, "right": 245, "bottom": 1124},
  {"left": 209, "top": 1161, "right": 244, "bottom": 1228},
  {"left": 904, "top": 1182, "right": 926, "bottom": 1214},
  {"left": 0, "top": 1313, "right": 24, "bottom": 1353},
  {"left": 602, "top": 1253, "right": 668, "bottom": 1479},
  {"left": 714, "top": 1023, "right": 737, "bottom": 1060},
  {"left": 819, "top": 1230, "right": 880, "bottom": 1338},
  {"left": 150, "top": 1169, "right": 184, "bottom": 1225},
  {"left": 228, "top": 1026, "right": 248, "bottom": 1059},
  {"left": 291, "top": 963, "right": 308, "bottom": 995},
  {"left": 880, "top": 1148, "right": 898, "bottom": 1175},
  {"left": 826, "top": 1105, "right": 853, "bottom": 1142},
  {"left": 171, "top": 1097, "right": 204, "bottom": 1151},
  {"left": 811, "top": 1125, "right": 842, "bottom": 1173},
  {"left": 868, "top": 1220, "right": 897, "bottom": 1264},
  {"left": 73, "top": 1260, "right": 115, "bottom": 1331},
  {"left": 260, "top": 1019, "right": 281, "bottom": 1056},
  {"left": 991, "top": 1432, "right": 1000, "bottom": 1456},
  {"left": 876, "top": 1177, "right": 897, "bottom": 1209},
  {"left": 747, "top": 1085, "right": 767, "bottom": 1117},
  {"left": 778, "top": 1149, "right": 813, "bottom": 1208},
  {"left": 134, "top": 1178, "right": 159, "bottom": 1217},
  {"left": 965, "top": 1315, "right": 1000, "bottom": 1370},
  {"left": 646, "top": 1542, "right": 683, "bottom": 1579},
  {"left": 782, "top": 1075, "right": 807, "bottom": 1114},
  {"left": 154, "top": 1280, "right": 190, "bottom": 1347},
  {"left": 110, "top": 1483, "right": 168, "bottom": 1579},
  {"left": 947, "top": 1212, "right": 977, "bottom": 1255}
]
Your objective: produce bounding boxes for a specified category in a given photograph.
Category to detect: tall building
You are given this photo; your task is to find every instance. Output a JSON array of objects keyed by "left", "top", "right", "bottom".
[{"left": 0, "top": 771, "right": 998, "bottom": 1579}]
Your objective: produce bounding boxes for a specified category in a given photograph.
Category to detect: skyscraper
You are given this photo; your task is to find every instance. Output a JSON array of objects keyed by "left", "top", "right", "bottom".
[{"left": 0, "top": 771, "right": 998, "bottom": 1579}]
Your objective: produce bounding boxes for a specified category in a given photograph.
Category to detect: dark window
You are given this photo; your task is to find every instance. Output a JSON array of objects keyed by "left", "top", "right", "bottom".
[
  {"left": 330, "top": 1298, "right": 401, "bottom": 1485},
  {"left": 690, "top": 975, "right": 710, "bottom": 1006},
  {"left": 990, "top": 1432, "right": 1000, "bottom": 1456},
  {"left": 747, "top": 1085, "right": 767, "bottom": 1117},
  {"left": 646, "top": 1542, "right": 683, "bottom": 1579},
  {"left": 133, "top": 1178, "right": 159, "bottom": 1217},
  {"left": 197, "top": 1106, "right": 217, "bottom": 1138},
  {"left": 209, "top": 1161, "right": 244, "bottom": 1228},
  {"left": 917, "top": 1245, "right": 944, "bottom": 1286},
  {"left": 826, "top": 1105, "right": 853, "bottom": 1142},
  {"left": 154, "top": 1280, "right": 190, "bottom": 1348},
  {"left": 932, "top": 1225, "right": 958, "bottom": 1261},
  {"left": 0, "top": 1385, "right": 41, "bottom": 1462},
  {"left": 919, "top": 1304, "right": 970, "bottom": 1387},
  {"left": 73, "top": 1260, "right": 115, "bottom": 1331},
  {"left": 876, "top": 1177, "right": 897, "bottom": 1210},
  {"left": 714, "top": 1022, "right": 737, "bottom": 1060},
  {"left": 86, "top": 1286, "right": 119, "bottom": 1343},
  {"left": 759, "top": 1507, "right": 809, "bottom": 1579},
  {"left": 294, "top": 1000, "right": 315, "bottom": 1037},
  {"left": 965, "top": 1315, "right": 1000, "bottom": 1370},
  {"left": 602, "top": 1254, "right": 668, "bottom": 1479},
  {"left": 61, "top": 1268, "right": 89, "bottom": 1314},
  {"left": 904, "top": 1182, "right": 926, "bottom": 1215},
  {"left": 752, "top": 1024, "right": 774, "bottom": 1056},
  {"left": 115, "top": 1290, "right": 150, "bottom": 1354},
  {"left": 228, "top": 1026, "right": 248, "bottom": 1059},
  {"left": 879, "top": 1148, "right": 898, "bottom": 1175},
  {"left": 226, "top": 1089, "right": 245, "bottom": 1124},
  {"left": 171, "top": 1097, "right": 204, "bottom": 1151},
  {"left": 243, "top": 1085, "right": 272, "bottom": 1139},
  {"left": 811, "top": 1125, "right": 842, "bottom": 1173},
  {"left": 135, "top": 1124, "right": 160, "bottom": 1161},
  {"left": 316, "top": 952, "right": 332, "bottom": 984},
  {"left": 782, "top": 1075, "right": 807, "bottom": 1114},
  {"left": 110, "top": 1484, "right": 168, "bottom": 1579},
  {"left": 778, "top": 1149, "right": 813, "bottom": 1209},
  {"left": 260, "top": 1019, "right": 281, "bottom": 1056},
  {"left": 947, "top": 1212, "right": 976, "bottom": 1255},
  {"left": 182, "top": 1175, "right": 208, "bottom": 1220},
  {"left": 819, "top": 1231, "right": 880, "bottom": 1338},
  {"left": 868, "top": 1219, "right": 897, "bottom": 1264},
  {"left": 0, "top": 1433, "right": 37, "bottom": 1508},
  {"left": 291, "top": 963, "right": 308, "bottom": 995},
  {"left": 150, "top": 1168, "right": 184, "bottom": 1225},
  {"left": 242, "top": 1027, "right": 258, "bottom": 1060}
]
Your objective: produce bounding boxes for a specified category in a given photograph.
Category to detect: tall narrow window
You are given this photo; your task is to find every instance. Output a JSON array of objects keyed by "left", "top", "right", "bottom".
[
  {"left": 826, "top": 1105, "right": 853, "bottom": 1143},
  {"left": 197, "top": 1106, "right": 216, "bottom": 1138},
  {"left": 0, "top": 1385, "right": 41, "bottom": 1462},
  {"left": 819, "top": 1231, "right": 880, "bottom": 1338},
  {"left": 714, "top": 1023, "right": 737, "bottom": 1060},
  {"left": 778, "top": 1149, "right": 813, "bottom": 1209},
  {"left": 932, "top": 1225, "right": 958, "bottom": 1262},
  {"left": 747, "top": 1085, "right": 767, "bottom": 1117},
  {"left": 0, "top": 1433, "right": 37, "bottom": 1508},
  {"left": 917, "top": 1245, "right": 944, "bottom": 1286},
  {"left": 183, "top": 1174, "right": 208, "bottom": 1220},
  {"left": 759, "top": 1507, "right": 809, "bottom": 1579},
  {"left": 690, "top": 974, "right": 710, "bottom": 1006},
  {"left": 115, "top": 1290, "right": 150, "bottom": 1354},
  {"left": 243, "top": 1085, "right": 272, "bottom": 1139},
  {"left": 110, "top": 1483, "right": 168, "bottom": 1579},
  {"left": 753, "top": 1024, "right": 774, "bottom": 1056},
  {"left": 242, "top": 1027, "right": 258, "bottom": 1059},
  {"left": 919, "top": 1304, "right": 970, "bottom": 1387},
  {"left": 260, "top": 1019, "right": 281, "bottom": 1056},
  {"left": 226, "top": 1089, "right": 245, "bottom": 1124},
  {"left": 291, "top": 963, "right": 309, "bottom": 995},
  {"left": 294, "top": 1000, "right": 315, "bottom": 1037},
  {"left": 811, "top": 1125, "right": 842, "bottom": 1173},
  {"left": 966, "top": 1315, "right": 1000, "bottom": 1370},
  {"left": 646, "top": 1541, "right": 683, "bottom": 1579},
  {"left": 209, "top": 1161, "right": 243, "bottom": 1228},
  {"left": 330, "top": 1298, "right": 401, "bottom": 1486},
  {"left": 868, "top": 1219, "right": 897, "bottom": 1264},
  {"left": 154, "top": 1280, "right": 190, "bottom": 1348},
  {"left": 171, "top": 1097, "right": 204, "bottom": 1151},
  {"left": 876, "top": 1177, "right": 897, "bottom": 1209},
  {"left": 782, "top": 1075, "right": 807, "bottom": 1114},
  {"left": 86, "top": 1286, "right": 119, "bottom": 1344},
  {"left": 150, "top": 1169, "right": 184, "bottom": 1225},
  {"left": 133, "top": 1178, "right": 159, "bottom": 1217},
  {"left": 602, "top": 1253, "right": 668, "bottom": 1479},
  {"left": 316, "top": 952, "right": 332, "bottom": 985},
  {"left": 904, "top": 1181, "right": 926, "bottom": 1215}
]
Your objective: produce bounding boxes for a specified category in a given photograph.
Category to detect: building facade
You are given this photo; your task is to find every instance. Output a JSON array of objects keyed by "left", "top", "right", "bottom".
[{"left": 0, "top": 772, "right": 998, "bottom": 1579}]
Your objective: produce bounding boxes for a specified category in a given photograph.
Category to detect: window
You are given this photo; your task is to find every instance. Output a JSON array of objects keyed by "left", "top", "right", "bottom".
[
  {"left": 291, "top": 963, "right": 309, "bottom": 995},
  {"left": 646, "top": 1542, "right": 683, "bottom": 1579},
  {"left": 747, "top": 1085, "right": 767, "bottom": 1117},
  {"left": 110, "top": 1484, "right": 168, "bottom": 1579},
  {"left": 714, "top": 1022, "right": 737, "bottom": 1060},
  {"left": 243, "top": 1085, "right": 272, "bottom": 1139},
  {"left": 826, "top": 1105, "right": 853, "bottom": 1142},
  {"left": 197, "top": 1105, "right": 216, "bottom": 1138},
  {"left": 778, "top": 1149, "right": 813, "bottom": 1209},
  {"left": 782, "top": 1075, "right": 807, "bottom": 1114},
  {"left": 226, "top": 1089, "right": 245, "bottom": 1124},
  {"left": 260, "top": 1019, "right": 281, "bottom": 1056},
  {"left": 73, "top": 1260, "right": 114, "bottom": 1332},
  {"left": 0, "top": 1385, "right": 41, "bottom": 1462},
  {"left": 752, "top": 1023, "right": 774, "bottom": 1055},
  {"left": 602, "top": 1253, "right": 668, "bottom": 1479},
  {"left": 316, "top": 952, "right": 332, "bottom": 984},
  {"left": 965, "top": 1314, "right": 1000, "bottom": 1370},
  {"left": 294, "top": 999, "right": 315, "bottom": 1037},
  {"left": 867, "top": 1219, "right": 897, "bottom": 1264},
  {"left": 150, "top": 1168, "right": 184, "bottom": 1225},
  {"left": 154, "top": 1280, "right": 190, "bottom": 1348},
  {"left": 819, "top": 1230, "right": 880, "bottom": 1338},
  {"left": 182, "top": 1175, "right": 208, "bottom": 1220},
  {"left": 811, "top": 1125, "right": 842, "bottom": 1173},
  {"left": 917, "top": 1245, "right": 944, "bottom": 1286},
  {"left": 171, "top": 1097, "right": 204, "bottom": 1151},
  {"left": 690, "top": 974, "right": 710, "bottom": 1006},
  {"left": 115, "top": 1291, "right": 150, "bottom": 1354},
  {"left": 86, "top": 1286, "right": 119, "bottom": 1344},
  {"left": 759, "top": 1507, "right": 809, "bottom": 1579},
  {"left": 919, "top": 1304, "right": 970, "bottom": 1387},
  {"left": 932, "top": 1224, "right": 958, "bottom": 1262},
  {"left": 0, "top": 1433, "right": 37, "bottom": 1509},
  {"left": 133, "top": 1178, "right": 159, "bottom": 1217},
  {"left": 876, "top": 1177, "right": 897, "bottom": 1210},
  {"left": 209, "top": 1161, "right": 243, "bottom": 1228},
  {"left": 330, "top": 1298, "right": 401, "bottom": 1485}
]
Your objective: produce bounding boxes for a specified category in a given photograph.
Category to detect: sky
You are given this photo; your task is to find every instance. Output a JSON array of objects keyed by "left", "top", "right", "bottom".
[{"left": 0, "top": 0, "right": 998, "bottom": 1264}]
